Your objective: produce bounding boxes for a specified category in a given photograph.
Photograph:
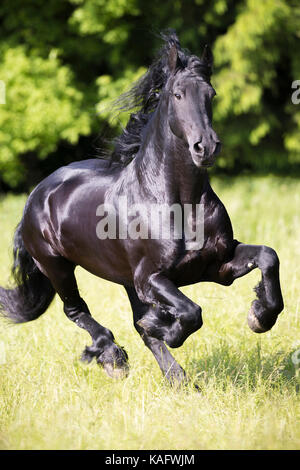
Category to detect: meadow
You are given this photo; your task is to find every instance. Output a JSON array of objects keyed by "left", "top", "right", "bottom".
[{"left": 0, "top": 175, "right": 299, "bottom": 450}]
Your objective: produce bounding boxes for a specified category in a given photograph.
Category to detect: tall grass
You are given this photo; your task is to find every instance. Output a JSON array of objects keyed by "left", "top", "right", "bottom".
[{"left": 0, "top": 175, "right": 299, "bottom": 450}]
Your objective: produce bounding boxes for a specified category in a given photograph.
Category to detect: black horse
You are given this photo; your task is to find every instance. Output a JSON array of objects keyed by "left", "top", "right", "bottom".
[{"left": 0, "top": 33, "right": 283, "bottom": 386}]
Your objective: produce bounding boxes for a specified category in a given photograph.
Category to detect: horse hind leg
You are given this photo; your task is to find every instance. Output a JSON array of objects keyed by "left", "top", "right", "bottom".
[{"left": 35, "top": 255, "right": 129, "bottom": 379}]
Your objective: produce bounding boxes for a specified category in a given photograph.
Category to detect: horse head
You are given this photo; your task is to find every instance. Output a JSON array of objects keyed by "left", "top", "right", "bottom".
[{"left": 165, "top": 41, "right": 221, "bottom": 168}]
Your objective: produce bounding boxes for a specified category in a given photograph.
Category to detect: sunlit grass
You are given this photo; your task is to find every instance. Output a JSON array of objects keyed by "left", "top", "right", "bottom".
[{"left": 0, "top": 175, "right": 299, "bottom": 450}]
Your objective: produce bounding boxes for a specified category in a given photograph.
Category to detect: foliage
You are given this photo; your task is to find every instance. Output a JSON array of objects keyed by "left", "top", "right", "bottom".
[
  {"left": 0, "top": 46, "right": 91, "bottom": 187},
  {"left": 0, "top": 0, "right": 299, "bottom": 189},
  {"left": 213, "top": 0, "right": 300, "bottom": 171}
]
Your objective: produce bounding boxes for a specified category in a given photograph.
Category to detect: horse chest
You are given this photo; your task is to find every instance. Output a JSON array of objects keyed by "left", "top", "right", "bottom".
[{"left": 171, "top": 233, "right": 235, "bottom": 286}]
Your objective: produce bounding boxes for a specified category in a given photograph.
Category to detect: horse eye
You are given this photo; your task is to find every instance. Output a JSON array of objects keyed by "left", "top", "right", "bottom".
[{"left": 174, "top": 93, "right": 181, "bottom": 100}]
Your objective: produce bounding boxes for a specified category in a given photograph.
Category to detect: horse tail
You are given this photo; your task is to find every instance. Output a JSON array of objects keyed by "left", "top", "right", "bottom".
[{"left": 0, "top": 222, "right": 55, "bottom": 323}]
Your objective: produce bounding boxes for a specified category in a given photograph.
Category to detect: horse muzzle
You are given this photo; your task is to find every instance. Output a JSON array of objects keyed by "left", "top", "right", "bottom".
[{"left": 190, "top": 140, "right": 221, "bottom": 168}]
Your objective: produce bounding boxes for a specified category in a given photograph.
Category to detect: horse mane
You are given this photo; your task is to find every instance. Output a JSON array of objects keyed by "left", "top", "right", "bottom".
[{"left": 102, "top": 31, "right": 212, "bottom": 166}]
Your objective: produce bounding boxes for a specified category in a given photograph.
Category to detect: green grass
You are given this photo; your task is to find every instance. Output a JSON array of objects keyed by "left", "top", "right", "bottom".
[{"left": 0, "top": 175, "right": 299, "bottom": 450}]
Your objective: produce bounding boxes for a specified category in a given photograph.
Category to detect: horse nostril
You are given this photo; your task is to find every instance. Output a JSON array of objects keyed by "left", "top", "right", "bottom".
[
  {"left": 194, "top": 142, "right": 204, "bottom": 155},
  {"left": 214, "top": 141, "right": 222, "bottom": 155}
]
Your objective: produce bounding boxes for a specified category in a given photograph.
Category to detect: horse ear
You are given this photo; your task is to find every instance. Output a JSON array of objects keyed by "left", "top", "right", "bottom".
[
  {"left": 168, "top": 44, "right": 179, "bottom": 74},
  {"left": 201, "top": 44, "right": 213, "bottom": 69}
]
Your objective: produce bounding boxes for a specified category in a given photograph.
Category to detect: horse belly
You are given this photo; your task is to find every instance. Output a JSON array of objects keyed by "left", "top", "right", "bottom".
[{"left": 59, "top": 224, "right": 134, "bottom": 286}]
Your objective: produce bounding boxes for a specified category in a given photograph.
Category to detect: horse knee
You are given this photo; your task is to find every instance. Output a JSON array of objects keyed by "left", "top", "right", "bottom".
[
  {"left": 180, "top": 304, "right": 203, "bottom": 330},
  {"left": 164, "top": 304, "right": 203, "bottom": 348},
  {"left": 259, "top": 246, "right": 279, "bottom": 273}
]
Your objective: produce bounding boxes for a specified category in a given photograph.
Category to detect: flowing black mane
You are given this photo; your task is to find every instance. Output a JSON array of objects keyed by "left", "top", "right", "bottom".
[{"left": 106, "top": 31, "right": 212, "bottom": 166}]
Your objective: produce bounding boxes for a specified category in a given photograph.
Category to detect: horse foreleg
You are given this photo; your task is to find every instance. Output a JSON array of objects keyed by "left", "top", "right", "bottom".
[
  {"left": 133, "top": 272, "right": 203, "bottom": 349},
  {"left": 125, "top": 286, "right": 187, "bottom": 386},
  {"left": 217, "top": 242, "right": 284, "bottom": 332}
]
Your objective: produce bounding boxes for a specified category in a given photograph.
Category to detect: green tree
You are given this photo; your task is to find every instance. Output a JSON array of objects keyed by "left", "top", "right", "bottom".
[
  {"left": 0, "top": 0, "right": 299, "bottom": 190},
  {"left": 0, "top": 46, "right": 90, "bottom": 186},
  {"left": 213, "top": 0, "right": 300, "bottom": 171}
]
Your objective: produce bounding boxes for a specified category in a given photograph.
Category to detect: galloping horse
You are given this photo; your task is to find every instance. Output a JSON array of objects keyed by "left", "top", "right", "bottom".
[{"left": 0, "top": 33, "right": 283, "bottom": 385}]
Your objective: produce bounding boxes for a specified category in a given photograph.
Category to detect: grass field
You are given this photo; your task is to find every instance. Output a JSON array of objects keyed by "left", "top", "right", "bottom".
[{"left": 0, "top": 175, "right": 299, "bottom": 450}]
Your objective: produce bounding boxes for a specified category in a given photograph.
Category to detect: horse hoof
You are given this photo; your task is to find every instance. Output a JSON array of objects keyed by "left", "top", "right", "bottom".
[
  {"left": 102, "top": 362, "right": 130, "bottom": 380},
  {"left": 247, "top": 305, "right": 268, "bottom": 333}
]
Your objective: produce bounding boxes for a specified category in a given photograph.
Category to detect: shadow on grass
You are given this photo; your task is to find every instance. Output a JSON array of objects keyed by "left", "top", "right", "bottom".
[{"left": 187, "top": 340, "right": 299, "bottom": 392}]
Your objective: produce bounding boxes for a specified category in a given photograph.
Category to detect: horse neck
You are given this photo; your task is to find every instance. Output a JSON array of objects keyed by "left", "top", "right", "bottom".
[{"left": 133, "top": 95, "right": 209, "bottom": 205}]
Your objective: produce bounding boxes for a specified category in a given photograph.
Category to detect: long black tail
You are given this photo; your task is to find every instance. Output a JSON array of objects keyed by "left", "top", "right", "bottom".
[{"left": 0, "top": 222, "right": 55, "bottom": 323}]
